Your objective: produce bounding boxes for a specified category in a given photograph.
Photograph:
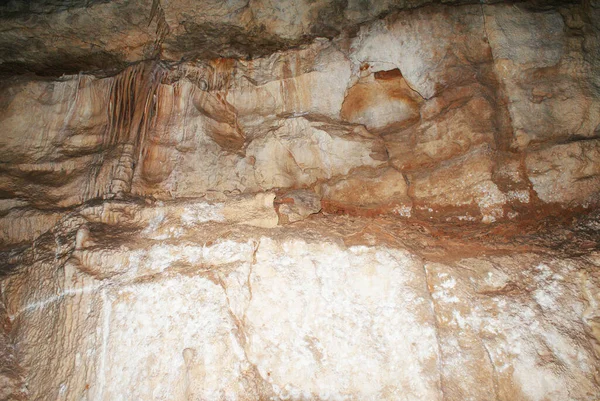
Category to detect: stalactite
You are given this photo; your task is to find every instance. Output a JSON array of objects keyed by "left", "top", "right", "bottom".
[
  {"left": 102, "top": 61, "right": 167, "bottom": 198},
  {"left": 209, "top": 58, "right": 236, "bottom": 93}
]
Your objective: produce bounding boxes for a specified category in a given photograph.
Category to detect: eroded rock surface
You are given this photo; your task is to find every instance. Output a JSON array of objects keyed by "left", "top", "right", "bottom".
[
  {"left": 1, "top": 1, "right": 600, "bottom": 400},
  {"left": 0, "top": 0, "right": 515, "bottom": 76},
  {"left": 1, "top": 199, "right": 600, "bottom": 400},
  {"left": 1, "top": 2, "right": 598, "bottom": 232}
]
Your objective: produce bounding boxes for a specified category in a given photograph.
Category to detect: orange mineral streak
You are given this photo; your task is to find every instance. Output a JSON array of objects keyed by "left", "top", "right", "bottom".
[{"left": 340, "top": 69, "right": 422, "bottom": 133}]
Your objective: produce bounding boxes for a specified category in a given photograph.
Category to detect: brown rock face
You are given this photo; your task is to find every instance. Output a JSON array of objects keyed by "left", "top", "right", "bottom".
[
  {"left": 321, "top": 167, "right": 411, "bottom": 214},
  {"left": 340, "top": 69, "right": 422, "bottom": 133},
  {"left": 0, "top": 1, "right": 599, "bottom": 400}
]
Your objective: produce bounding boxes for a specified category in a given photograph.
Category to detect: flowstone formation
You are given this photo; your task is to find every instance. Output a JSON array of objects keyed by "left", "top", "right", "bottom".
[{"left": 0, "top": 0, "right": 600, "bottom": 400}]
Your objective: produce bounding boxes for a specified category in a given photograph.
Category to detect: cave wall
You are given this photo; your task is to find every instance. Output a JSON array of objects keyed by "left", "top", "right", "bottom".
[
  {"left": 1, "top": 2, "right": 600, "bottom": 237},
  {"left": 1, "top": 1, "right": 600, "bottom": 400},
  {"left": 2, "top": 196, "right": 600, "bottom": 400}
]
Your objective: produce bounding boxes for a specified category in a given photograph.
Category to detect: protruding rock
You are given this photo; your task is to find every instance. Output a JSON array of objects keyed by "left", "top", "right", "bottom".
[
  {"left": 247, "top": 118, "right": 388, "bottom": 190},
  {"left": 525, "top": 140, "right": 600, "bottom": 206},
  {"left": 340, "top": 69, "right": 422, "bottom": 133},
  {"left": 275, "top": 189, "right": 322, "bottom": 224},
  {"left": 410, "top": 149, "right": 507, "bottom": 223},
  {"left": 321, "top": 167, "right": 411, "bottom": 214}
]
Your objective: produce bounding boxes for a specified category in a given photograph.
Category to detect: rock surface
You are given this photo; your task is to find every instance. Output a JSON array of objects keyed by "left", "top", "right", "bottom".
[
  {"left": 0, "top": 0, "right": 523, "bottom": 77},
  {"left": 1, "top": 2, "right": 598, "bottom": 227},
  {"left": 275, "top": 189, "right": 322, "bottom": 224},
  {"left": 1, "top": 199, "right": 600, "bottom": 400},
  {"left": 0, "top": 0, "right": 600, "bottom": 400}
]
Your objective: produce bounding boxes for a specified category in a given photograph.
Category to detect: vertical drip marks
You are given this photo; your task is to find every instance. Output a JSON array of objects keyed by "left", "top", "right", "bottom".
[
  {"left": 58, "top": 73, "right": 83, "bottom": 139},
  {"left": 209, "top": 58, "right": 236, "bottom": 93},
  {"left": 171, "top": 59, "right": 236, "bottom": 93},
  {"left": 149, "top": 0, "right": 170, "bottom": 57},
  {"left": 104, "top": 61, "right": 167, "bottom": 197}
]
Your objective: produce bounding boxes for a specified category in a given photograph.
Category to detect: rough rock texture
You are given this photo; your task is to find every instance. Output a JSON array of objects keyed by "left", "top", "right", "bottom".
[
  {"left": 2, "top": 200, "right": 600, "bottom": 400},
  {"left": 275, "top": 189, "right": 322, "bottom": 224},
  {"left": 1, "top": 0, "right": 600, "bottom": 400},
  {"left": 0, "top": 300, "right": 23, "bottom": 400},
  {"left": 1, "top": 2, "right": 599, "bottom": 230},
  {"left": 0, "top": 0, "right": 522, "bottom": 76}
]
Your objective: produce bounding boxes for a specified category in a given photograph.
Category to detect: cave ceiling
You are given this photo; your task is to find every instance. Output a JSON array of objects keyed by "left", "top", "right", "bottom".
[{"left": 0, "top": 0, "right": 582, "bottom": 77}]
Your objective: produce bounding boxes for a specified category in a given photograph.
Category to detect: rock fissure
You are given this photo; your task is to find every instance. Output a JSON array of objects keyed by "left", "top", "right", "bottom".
[
  {"left": 422, "top": 263, "right": 446, "bottom": 401},
  {"left": 480, "top": 338, "right": 501, "bottom": 401}
]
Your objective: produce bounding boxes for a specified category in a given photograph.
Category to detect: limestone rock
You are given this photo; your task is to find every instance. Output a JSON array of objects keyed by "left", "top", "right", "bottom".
[
  {"left": 340, "top": 69, "right": 422, "bottom": 133},
  {"left": 226, "top": 42, "right": 352, "bottom": 124},
  {"left": 410, "top": 149, "right": 507, "bottom": 223},
  {"left": 2, "top": 2, "right": 599, "bottom": 220},
  {"left": 248, "top": 117, "right": 388, "bottom": 189},
  {"left": 320, "top": 167, "right": 412, "bottom": 215},
  {"left": 1, "top": 3, "right": 600, "bottom": 398},
  {"left": 0, "top": 0, "right": 469, "bottom": 77},
  {"left": 427, "top": 256, "right": 600, "bottom": 400},
  {"left": 525, "top": 140, "right": 600, "bottom": 206},
  {"left": 0, "top": 300, "right": 23, "bottom": 400},
  {"left": 349, "top": 4, "right": 491, "bottom": 100},
  {"left": 0, "top": 209, "right": 63, "bottom": 245},
  {"left": 2, "top": 202, "right": 600, "bottom": 400},
  {"left": 385, "top": 84, "right": 497, "bottom": 171},
  {"left": 275, "top": 189, "right": 322, "bottom": 224},
  {"left": 484, "top": 4, "right": 600, "bottom": 147}
]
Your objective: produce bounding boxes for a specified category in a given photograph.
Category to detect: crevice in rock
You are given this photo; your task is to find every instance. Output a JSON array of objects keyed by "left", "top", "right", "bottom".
[
  {"left": 216, "top": 269, "right": 273, "bottom": 399},
  {"left": 149, "top": 0, "right": 171, "bottom": 58},
  {"left": 422, "top": 263, "right": 446, "bottom": 401},
  {"left": 481, "top": 339, "right": 501, "bottom": 401}
]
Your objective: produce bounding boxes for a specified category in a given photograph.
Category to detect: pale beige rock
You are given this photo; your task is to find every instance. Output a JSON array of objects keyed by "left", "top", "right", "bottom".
[
  {"left": 2, "top": 205, "right": 600, "bottom": 400},
  {"left": 427, "top": 256, "right": 600, "bottom": 401},
  {"left": 247, "top": 117, "right": 387, "bottom": 190},
  {"left": 386, "top": 85, "right": 496, "bottom": 171},
  {"left": 2, "top": 2, "right": 600, "bottom": 220},
  {"left": 525, "top": 140, "right": 600, "bottom": 206},
  {"left": 102, "top": 277, "right": 259, "bottom": 401},
  {"left": 222, "top": 192, "right": 279, "bottom": 228},
  {"left": 350, "top": 5, "right": 490, "bottom": 99},
  {"left": 226, "top": 42, "right": 352, "bottom": 124},
  {"left": 1, "top": 2, "right": 600, "bottom": 401},
  {"left": 2, "top": 257, "right": 104, "bottom": 401},
  {"left": 241, "top": 238, "right": 440, "bottom": 400},
  {"left": 410, "top": 149, "right": 507, "bottom": 223},
  {"left": 340, "top": 70, "right": 421, "bottom": 133},
  {"left": 0, "top": 0, "right": 477, "bottom": 76},
  {"left": 0, "top": 300, "right": 23, "bottom": 400},
  {"left": 484, "top": 4, "right": 600, "bottom": 146}
]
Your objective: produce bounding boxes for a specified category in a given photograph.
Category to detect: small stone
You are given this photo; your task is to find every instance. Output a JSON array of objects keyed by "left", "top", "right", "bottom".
[{"left": 276, "top": 190, "right": 322, "bottom": 224}]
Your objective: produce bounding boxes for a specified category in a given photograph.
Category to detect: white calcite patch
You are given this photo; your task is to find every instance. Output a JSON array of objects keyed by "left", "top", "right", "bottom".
[
  {"left": 243, "top": 239, "right": 441, "bottom": 400},
  {"left": 102, "top": 277, "right": 250, "bottom": 401},
  {"left": 3, "top": 225, "right": 600, "bottom": 401},
  {"left": 427, "top": 259, "right": 599, "bottom": 401}
]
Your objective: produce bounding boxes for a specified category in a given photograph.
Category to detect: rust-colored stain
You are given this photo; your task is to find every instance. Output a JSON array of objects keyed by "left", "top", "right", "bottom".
[
  {"left": 340, "top": 69, "right": 422, "bottom": 132},
  {"left": 374, "top": 68, "right": 403, "bottom": 80}
]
